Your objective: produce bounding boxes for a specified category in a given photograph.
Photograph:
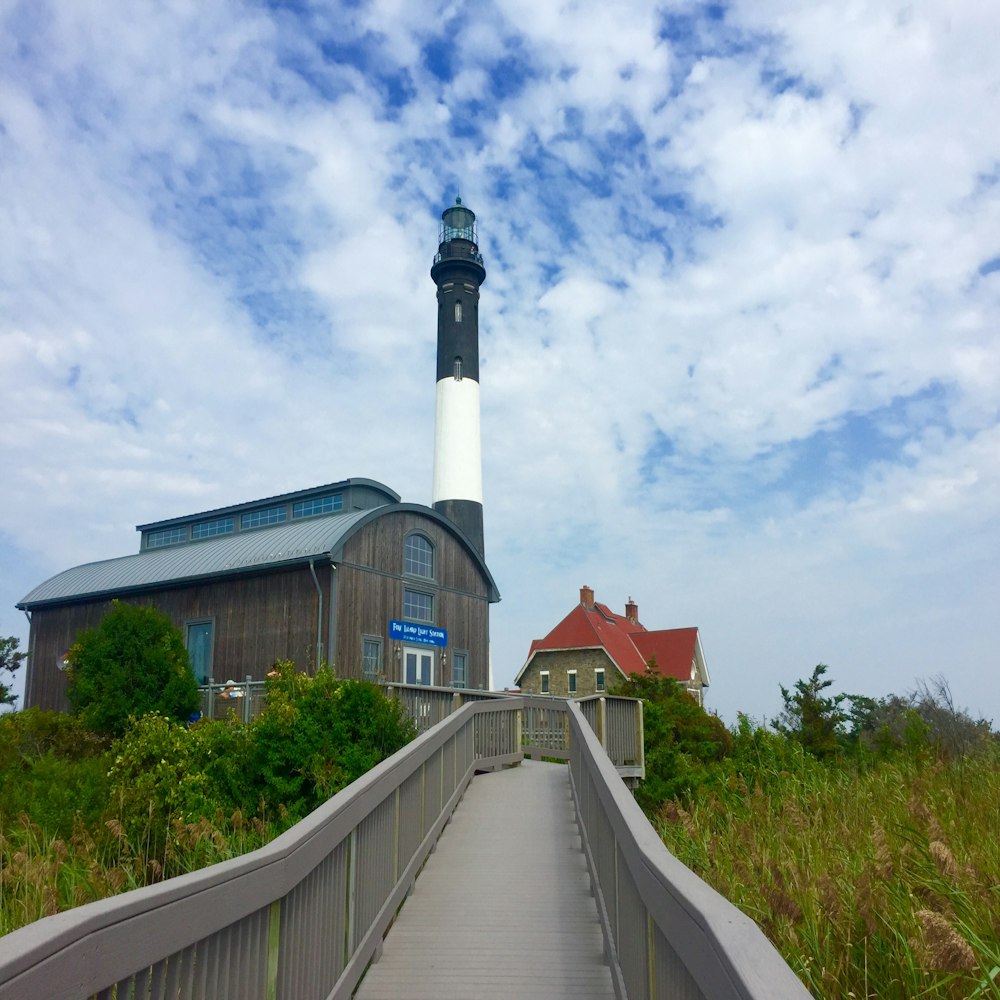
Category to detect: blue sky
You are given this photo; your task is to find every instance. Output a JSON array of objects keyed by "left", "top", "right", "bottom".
[{"left": 2, "top": 0, "right": 998, "bottom": 726}]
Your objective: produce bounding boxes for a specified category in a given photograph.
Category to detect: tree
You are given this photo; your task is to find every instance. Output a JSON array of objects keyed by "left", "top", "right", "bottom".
[
  {"left": 613, "top": 668, "right": 732, "bottom": 812},
  {"left": 1, "top": 636, "right": 24, "bottom": 710},
  {"left": 855, "top": 675, "right": 992, "bottom": 759},
  {"left": 67, "top": 601, "right": 200, "bottom": 736},
  {"left": 771, "top": 664, "right": 850, "bottom": 759}
]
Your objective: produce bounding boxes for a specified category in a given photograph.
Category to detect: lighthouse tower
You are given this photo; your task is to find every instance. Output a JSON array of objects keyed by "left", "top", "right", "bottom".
[{"left": 430, "top": 198, "right": 486, "bottom": 556}]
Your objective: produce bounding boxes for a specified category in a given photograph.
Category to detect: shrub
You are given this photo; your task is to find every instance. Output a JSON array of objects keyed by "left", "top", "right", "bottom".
[
  {"left": 0, "top": 710, "right": 112, "bottom": 838},
  {"left": 67, "top": 601, "right": 200, "bottom": 736},
  {"left": 612, "top": 670, "right": 732, "bottom": 812},
  {"left": 107, "top": 713, "right": 254, "bottom": 867},
  {"left": 249, "top": 662, "right": 416, "bottom": 820}
]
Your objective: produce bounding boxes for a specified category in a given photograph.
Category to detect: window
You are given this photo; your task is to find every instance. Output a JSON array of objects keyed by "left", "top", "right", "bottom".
[
  {"left": 454, "top": 300, "right": 462, "bottom": 322},
  {"left": 540, "top": 671, "right": 550, "bottom": 694},
  {"left": 595, "top": 668, "right": 606, "bottom": 692},
  {"left": 241, "top": 505, "right": 287, "bottom": 529},
  {"left": 451, "top": 651, "right": 467, "bottom": 689},
  {"left": 404, "top": 533, "right": 434, "bottom": 578},
  {"left": 191, "top": 517, "right": 234, "bottom": 539},
  {"left": 568, "top": 670, "right": 577, "bottom": 695},
  {"left": 186, "top": 621, "right": 213, "bottom": 685},
  {"left": 362, "top": 636, "right": 382, "bottom": 681},
  {"left": 453, "top": 357, "right": 463, "bottom": 380},
  {"left": 292, "top": 494, "right": 343, "bottom": 518},
  {"left": 403, "top": 589, "right": 434, "bottom": 623},
  {"left": 147, "top": 526, "right": 186, "bottom": 549}
]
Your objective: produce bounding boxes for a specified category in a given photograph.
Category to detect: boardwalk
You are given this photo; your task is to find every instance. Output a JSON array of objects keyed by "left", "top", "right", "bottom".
[{"left": 355, "top": 760, "right": 616, "bottom": 1000}]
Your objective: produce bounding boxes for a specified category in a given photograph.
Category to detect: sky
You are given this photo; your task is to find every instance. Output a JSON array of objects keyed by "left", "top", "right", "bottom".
[{"left": 2, "top": 0, "right": 998, "bottom": 727}]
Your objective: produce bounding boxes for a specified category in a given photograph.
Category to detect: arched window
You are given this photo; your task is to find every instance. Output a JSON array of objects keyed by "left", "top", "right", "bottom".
[
  {"left": 404, "top": 533, "right": 434, "bottom": 579},
  {"left": 453, "top": 356, "right": 463, "bottom": 380},
  {"left": 454, "top": 300, "right": 462, "bottom": 322}
]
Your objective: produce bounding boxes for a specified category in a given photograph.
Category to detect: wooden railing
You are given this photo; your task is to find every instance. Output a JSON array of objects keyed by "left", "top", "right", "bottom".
[
  {"left": 566, "top": 700, "right": 812, "bottom": 1000},
  {"left": 0, "top": 697, "right": 809, "bottom": 1000},
  {"left": 198, "top": 679, "right": 646, "bottom": 778},
  {"left": 0, "top": 699, "right": 526, "bottom": 1000}
]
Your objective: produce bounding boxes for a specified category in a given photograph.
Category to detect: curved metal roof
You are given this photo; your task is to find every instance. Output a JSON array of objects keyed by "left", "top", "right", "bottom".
[{"left": 19, "top": 504, "right": 499, "bottom": 608}]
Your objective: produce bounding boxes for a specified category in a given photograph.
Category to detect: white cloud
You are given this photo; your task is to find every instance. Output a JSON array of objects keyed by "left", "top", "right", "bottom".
[{"left": 2, "top": 0, "right": 998, "bottom": 728}]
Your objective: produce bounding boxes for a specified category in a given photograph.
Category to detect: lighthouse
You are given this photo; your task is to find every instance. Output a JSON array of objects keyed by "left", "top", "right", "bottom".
[{"left": 430, "top": 197, "right": 487, "bottom": 556}]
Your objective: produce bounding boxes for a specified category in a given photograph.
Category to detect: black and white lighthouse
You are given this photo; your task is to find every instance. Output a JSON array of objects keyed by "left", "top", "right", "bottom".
[{"left": 430, "top": 198, "right": 486, "bottom": 556}]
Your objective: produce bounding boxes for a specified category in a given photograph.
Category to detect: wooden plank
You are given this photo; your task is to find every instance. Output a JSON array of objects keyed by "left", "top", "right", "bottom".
[{"left": 355, "top": 761, "right": 615, "bottom": 1000}]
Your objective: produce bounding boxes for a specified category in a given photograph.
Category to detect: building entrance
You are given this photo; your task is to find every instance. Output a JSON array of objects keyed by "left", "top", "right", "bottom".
[{"left": 403, "top": 647, "right": 434, "bottom": 686}]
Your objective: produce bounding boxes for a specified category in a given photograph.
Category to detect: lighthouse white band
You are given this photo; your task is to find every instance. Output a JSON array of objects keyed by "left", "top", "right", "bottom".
[{"left": 432, "top": 377, "right": 483, "bottom": 504}]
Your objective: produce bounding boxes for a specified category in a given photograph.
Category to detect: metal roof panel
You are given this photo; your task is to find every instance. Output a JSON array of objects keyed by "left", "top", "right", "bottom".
[{"left": 19, "top": 509, "right": 373, "bottom": 607}]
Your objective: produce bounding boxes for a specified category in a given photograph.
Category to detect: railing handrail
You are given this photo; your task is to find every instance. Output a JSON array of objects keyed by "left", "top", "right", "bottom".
[
  {"left": 566, "top": 701, "right": 811, "bottom": 1000},
  {"left": 0, "top": 696, "right": 808, "bottom": 999},
  {"left": 0, "top": 699, "right": 528, "bottom": 1000}
]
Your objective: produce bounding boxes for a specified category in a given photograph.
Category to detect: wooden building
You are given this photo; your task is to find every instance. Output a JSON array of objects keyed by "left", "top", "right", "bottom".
[
  {"left": 18, "top": 478, "right": 499, "bottom": 711},
  {"left": 515, "top": 585, "right": 709, "bottom": 703}
]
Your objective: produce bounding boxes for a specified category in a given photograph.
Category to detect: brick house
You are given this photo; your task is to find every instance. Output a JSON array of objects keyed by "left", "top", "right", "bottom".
[{"left": 515, "top": 586, "right": 710, "bottom": 703}]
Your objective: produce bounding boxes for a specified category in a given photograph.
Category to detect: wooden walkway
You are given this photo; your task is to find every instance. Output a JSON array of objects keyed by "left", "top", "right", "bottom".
[{"left": 355, "top": 760, "right": 616, "bottom": 1000}]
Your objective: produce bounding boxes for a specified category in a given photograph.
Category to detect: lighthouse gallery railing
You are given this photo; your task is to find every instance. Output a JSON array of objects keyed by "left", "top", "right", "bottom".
[{"left": 0, "top": 697, "right": 809, "bottom": 1000}]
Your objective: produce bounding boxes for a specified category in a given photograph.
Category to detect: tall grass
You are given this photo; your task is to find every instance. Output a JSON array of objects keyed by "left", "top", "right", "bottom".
[
  {"left": 1, "top": 777, "right": 280, "bottom": 936},
  {"left": 655, "top": 748, "right": 1000, "bottom": 999}
]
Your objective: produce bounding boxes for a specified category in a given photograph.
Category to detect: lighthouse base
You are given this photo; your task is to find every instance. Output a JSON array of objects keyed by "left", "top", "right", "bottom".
[{"left": 433, "top": 498, "right": 484, "bottom": 557}]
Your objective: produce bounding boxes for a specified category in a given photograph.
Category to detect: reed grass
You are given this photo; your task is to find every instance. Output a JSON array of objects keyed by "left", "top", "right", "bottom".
[
  {"left": 656, "top": 748, "right": 1000, "bottom": 999},
  {"left": 0, "top": 804, "right": 280, "bottom": 936}
]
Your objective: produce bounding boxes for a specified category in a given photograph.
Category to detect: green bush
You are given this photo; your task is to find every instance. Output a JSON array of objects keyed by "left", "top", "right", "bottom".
[
  {"left": 107, "top": 713, "right": 255, "bottom": 865},
  {"left": 104, "top": 664, "right": 417, "bottom": 866},
  {"left": 0, "top": 710, "right": 112, "bottom": 838},
  {"left": 612, "top": 671, "right": 732, "bottom": 812},
  {"left": 249, "top": 662, "right": 417, "bottom": 820},
  {"left": 67, "top": 601, "right": 200, "bottom": 736}
]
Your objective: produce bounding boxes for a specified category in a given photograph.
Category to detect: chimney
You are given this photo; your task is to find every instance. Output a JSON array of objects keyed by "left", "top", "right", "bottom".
[
  {"left": 625, "top": 597, "right": 638, "bottom": 624},
  {"left": 579, "top": 584, "right": 595, "bottom": 610}
]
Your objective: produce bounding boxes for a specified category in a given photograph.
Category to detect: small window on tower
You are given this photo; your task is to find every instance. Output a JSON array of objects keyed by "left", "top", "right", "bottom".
[
  {"left": 454, "top": 300, "right": 462, "bottom": 322},
  {"left": 454, "top": 357, "right": 463, "bottom": 380}
]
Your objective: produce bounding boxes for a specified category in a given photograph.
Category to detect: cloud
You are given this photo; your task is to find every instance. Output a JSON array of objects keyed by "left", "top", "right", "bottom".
[{"left": 2, "top": 0, "right": 997, "bottom": 726}]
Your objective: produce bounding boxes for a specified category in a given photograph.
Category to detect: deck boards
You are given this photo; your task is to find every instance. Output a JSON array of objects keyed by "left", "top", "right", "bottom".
[{"left": 354, "top": 760, "right": 616, "bottom": 1000}]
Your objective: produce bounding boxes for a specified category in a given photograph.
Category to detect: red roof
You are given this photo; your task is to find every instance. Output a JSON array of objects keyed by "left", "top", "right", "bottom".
[{"left": 520, "top": 597, "right": 700, "bottom": 683}]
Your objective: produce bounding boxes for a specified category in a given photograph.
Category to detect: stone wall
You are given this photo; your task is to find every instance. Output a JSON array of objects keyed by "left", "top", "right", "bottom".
[{"left": 518, "top": 648, "right": 619, "bottom": 698}]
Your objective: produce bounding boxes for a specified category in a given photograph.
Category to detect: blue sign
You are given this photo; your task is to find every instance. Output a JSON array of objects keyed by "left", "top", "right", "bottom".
[{"left": 389, "top": 619, "right": 448, "bottom": 647}]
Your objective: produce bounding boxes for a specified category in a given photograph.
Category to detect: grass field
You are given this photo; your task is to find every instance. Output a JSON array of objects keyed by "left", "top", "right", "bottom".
[{"left": 655, "top": 746, "right": 1000, "bottom": 999}]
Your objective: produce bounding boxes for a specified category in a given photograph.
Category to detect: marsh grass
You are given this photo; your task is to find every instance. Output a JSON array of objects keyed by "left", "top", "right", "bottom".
[
  {"left": 656, "top": 750, "right": 1000, "bottom": 998},
  {"left": 0, "top": 804, "right": 279, "bottom": 936}
]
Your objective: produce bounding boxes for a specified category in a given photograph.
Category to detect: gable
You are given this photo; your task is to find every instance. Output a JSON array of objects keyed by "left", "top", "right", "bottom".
[{"left": 631, "top": 628, "right": 698, "bottom": 682}]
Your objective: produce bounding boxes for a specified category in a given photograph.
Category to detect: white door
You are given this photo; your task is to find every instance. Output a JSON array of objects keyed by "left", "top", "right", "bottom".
[{"left": 403, "top": 647, "right": 434, "bottom": 686}]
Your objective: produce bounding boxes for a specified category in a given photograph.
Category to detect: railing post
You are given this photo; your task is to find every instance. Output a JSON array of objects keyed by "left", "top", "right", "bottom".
[
  {"left": 597, "top": 696, "right": 607, "bottom": 752},
  {"left": 452, "top": 691, "right": 462, "bottom": 716},
  {"left": 207, "top": 677, "right": 215, "bottom": 721},
  {"left": 635, "top": 698, "right": 645, "bottom": 774},
  {"left": 515, "top": 704, "right": 523, "bottom": 754},
  {"left": 266, "top": 898, "right": 281, "bottom": 1000},
  {"left": 345, "top": 829, "right": 357, "bottom": 963}
]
